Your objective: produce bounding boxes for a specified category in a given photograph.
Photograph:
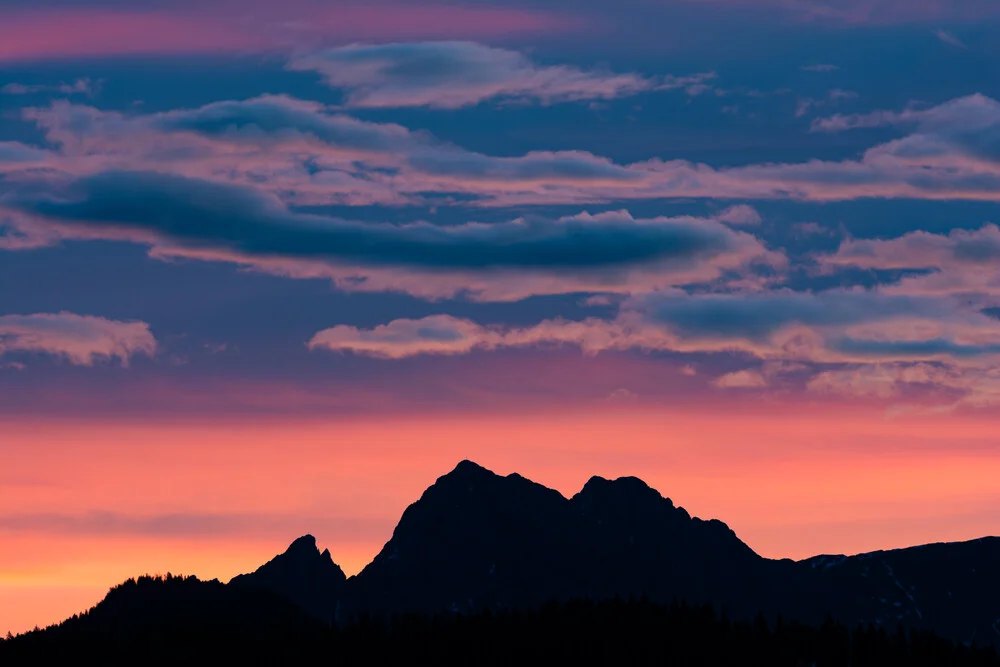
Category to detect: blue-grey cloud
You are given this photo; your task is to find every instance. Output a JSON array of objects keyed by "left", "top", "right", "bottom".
[
  {"left": 1, "top": 77, "right": 96, "bottom": 96},
  {"left": 630, "top": 289, "right": 951, "bottom": 341},
  {"left": 832, "top": 337, "right": 1000, "bottom": 359},
  {"left": 152, "top": 95, "right": 420, "bottom": 153},
  {"left": 309, "top": 288, "right": 1000, "bottom": 362},
  {"left": 0, "top": 141, "right": 50, "bottom": 165},
  {"left": 8, "top": 170, "right": 763, "bottom": 271}
]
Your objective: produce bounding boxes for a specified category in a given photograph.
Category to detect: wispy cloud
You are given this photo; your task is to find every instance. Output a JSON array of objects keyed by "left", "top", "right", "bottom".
[
  {"left": 934, "top": 29, "right": 967, "bottom": 48},
  {"left": 289, "top": 42, "right": 710, "bottom": 109},
  {"left": 713, "top": 369, "right": 768, "bottom": 388},
  {"left": 1, "top": 78, "right": 97, "bottom": 96},
  {"left": 795, "top": 88, "right": 857, "bottom": 118}
]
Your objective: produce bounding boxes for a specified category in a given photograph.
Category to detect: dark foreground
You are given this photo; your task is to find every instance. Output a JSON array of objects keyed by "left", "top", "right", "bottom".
[{"left": 2, "top": 576, "right": 997, "bottom": 666}]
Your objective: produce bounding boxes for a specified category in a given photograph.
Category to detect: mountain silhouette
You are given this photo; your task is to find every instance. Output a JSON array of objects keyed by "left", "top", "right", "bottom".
[
  {"left": 219, "top": 460, "right": 1000, "bottom": 646},
  {"left": 230, "top": 534, "right": 346, "bottom": 623},
  {"left": 10, "top": 460, "right": 998, "bottom": 651}
]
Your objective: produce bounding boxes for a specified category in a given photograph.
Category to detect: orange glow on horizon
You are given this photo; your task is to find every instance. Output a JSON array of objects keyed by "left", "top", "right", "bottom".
[{"left": 2, "top": 406, "right": 1000, "bottom": 635}]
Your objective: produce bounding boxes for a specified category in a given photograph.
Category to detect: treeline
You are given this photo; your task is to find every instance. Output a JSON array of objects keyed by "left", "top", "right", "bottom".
[{"left": 2, "top": 576, "right": 998, "bottom": 666}]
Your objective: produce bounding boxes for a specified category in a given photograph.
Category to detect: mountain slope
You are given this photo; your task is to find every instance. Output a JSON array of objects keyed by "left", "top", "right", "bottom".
[
  {"left": 229, "top": 534, "right": 346, "bottom": 623},
  {"left": 350, "top": 460, "right": 592, "bottom": 614},
  {"left": 791, "top": 537, "right": 1000, "bottom": 646}
]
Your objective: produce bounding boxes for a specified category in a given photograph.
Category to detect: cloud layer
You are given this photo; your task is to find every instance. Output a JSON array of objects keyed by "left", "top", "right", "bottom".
[
  {"left": 5, "top": 92, "right": 999, "bottom": 218},
  {"left": 311, "top": 288, "right": 1000, "bottom": 362},
  {"left": 308, "top": 287, "right": 1000, "bottom": 409}
]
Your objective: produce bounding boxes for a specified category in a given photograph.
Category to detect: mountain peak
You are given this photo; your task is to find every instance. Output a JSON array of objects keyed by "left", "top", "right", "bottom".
[
  {"left": 575, "top": 474, "right": 674, "bottom": 509},
  {"left": 287, "top": 534, "right": 319, "bottom": 554},
  {"left": 447, "top": 459, "right": 496, "bottom": 478},
  {"left": 229, "top": 535, "right": 347, "bottom": 623}
]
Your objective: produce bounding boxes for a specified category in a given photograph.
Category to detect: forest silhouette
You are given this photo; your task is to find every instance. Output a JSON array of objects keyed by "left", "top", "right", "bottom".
[{"left": 2, "top": 574, "right": 998, "bottom": 666}]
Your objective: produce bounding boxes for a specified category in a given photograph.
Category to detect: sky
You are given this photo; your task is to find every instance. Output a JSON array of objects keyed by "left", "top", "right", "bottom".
[{"left": 2, "top": 0, "right": 1000, "bottom": 636}]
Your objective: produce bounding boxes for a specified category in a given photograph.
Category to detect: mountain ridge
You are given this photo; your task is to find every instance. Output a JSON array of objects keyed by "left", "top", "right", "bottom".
[{"left": 18, "top": 460, "right": 1000, "bottom": 647}]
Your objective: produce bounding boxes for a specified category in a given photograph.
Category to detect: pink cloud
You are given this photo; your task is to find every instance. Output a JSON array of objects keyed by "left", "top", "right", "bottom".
[
  {"left": 7, "top": 96, "right": 1000, "bottom": 217},
  {"left": 822, "top": 225, "right": 1000, "bottom": 299},
  {"left": 0, "top": 4, "right": 574, "bottom": 63},
  {"left": 12, "top": 94, "right": 1000, "bottom": 216},
  {"left": 305, "top": 290, "right": 1000, "bottom": 409},
  {"left": 0, "top": 313, "right": 156, "bottom": 366},
  {"left": 308, "top": 290, "right": 1000, "bottom": 364},
  {"left": 713, "top": 369, "right": 768, "bottom": 388}
]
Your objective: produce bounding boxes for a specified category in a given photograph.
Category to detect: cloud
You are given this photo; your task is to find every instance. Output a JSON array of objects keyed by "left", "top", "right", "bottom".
[
  {"left": 1, "top": 78, "right": 97, "bottom": 96},
  {"left": 804, "top": 362, "right": 1000, "bottom": 410},
  {"left": 288, "top": 41, "right": 710, "bottom": 109},
  {"left": 822, "top": 224, "right": 1000, "bottom": 299},
  {"left": 935, "top": 29, "right": 967, "bottom": 48},
  {"left": 807, "top": 363, "right": 959, "bottom": 398},
  {"left": 309, "top": 287, "right": 1000, "bottom": 365},
  {"left": 630, "top": 289, "right": 948, "bottom": 345},
  {"left": 795, "top": 88, "right": 857, "bottom": 118},
  {"left": 5, "top": 170, "right": 775, "bottom": 300},
  {"left": 308, "top": 314, "right": 632, "bottom": 358},
  {"left": 811, "top": 93, "right": 998, "bottom": 134},
  {"left": 17, "top": 96, "right": 651, "bottom": 207},
  {"left": 309, "top": 316, "right": 495, "bottom": 358},
  {"left": 149, "top": 95, "right": 424, "bottom": 153},
  {"left": 714, "top": 204, "right": 763, "bottom": 226},
  {"left": 0, "top": 141, "right": 50, "bottom": 165},
  {"left": 713, "top": 369, "right": 768, "bottom": 388},
  {"left": 0, "top": 312, "right": 156, "bottom": 366},
  {"left": 606, "top": 388, "right": 640, "bottom": 403},
  {"left": 17, "top": 92, "right": 1000, "bottom": 210},
  {"left": 5, "top": 93, "right": 999, "bottom": 214},
  {"left": 304, "top": 286, "right": 1000, "bottom": 410}
]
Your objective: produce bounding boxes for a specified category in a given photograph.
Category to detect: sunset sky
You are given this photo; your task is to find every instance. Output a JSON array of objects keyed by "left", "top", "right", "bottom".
[{"left": 2, "top": 0, "right": 1000, "bottom": 636}]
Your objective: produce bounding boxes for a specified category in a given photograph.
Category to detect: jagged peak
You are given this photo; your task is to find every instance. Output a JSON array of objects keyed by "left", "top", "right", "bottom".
[
  {"left": 447, "top": 459, "right": 497, "bottom": 478},
  {"left": 575, "top": 474, "right": 673, "bottom": 508},
  {"left": 285, "top": 534, "right": 319, "bottom": 555}
]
